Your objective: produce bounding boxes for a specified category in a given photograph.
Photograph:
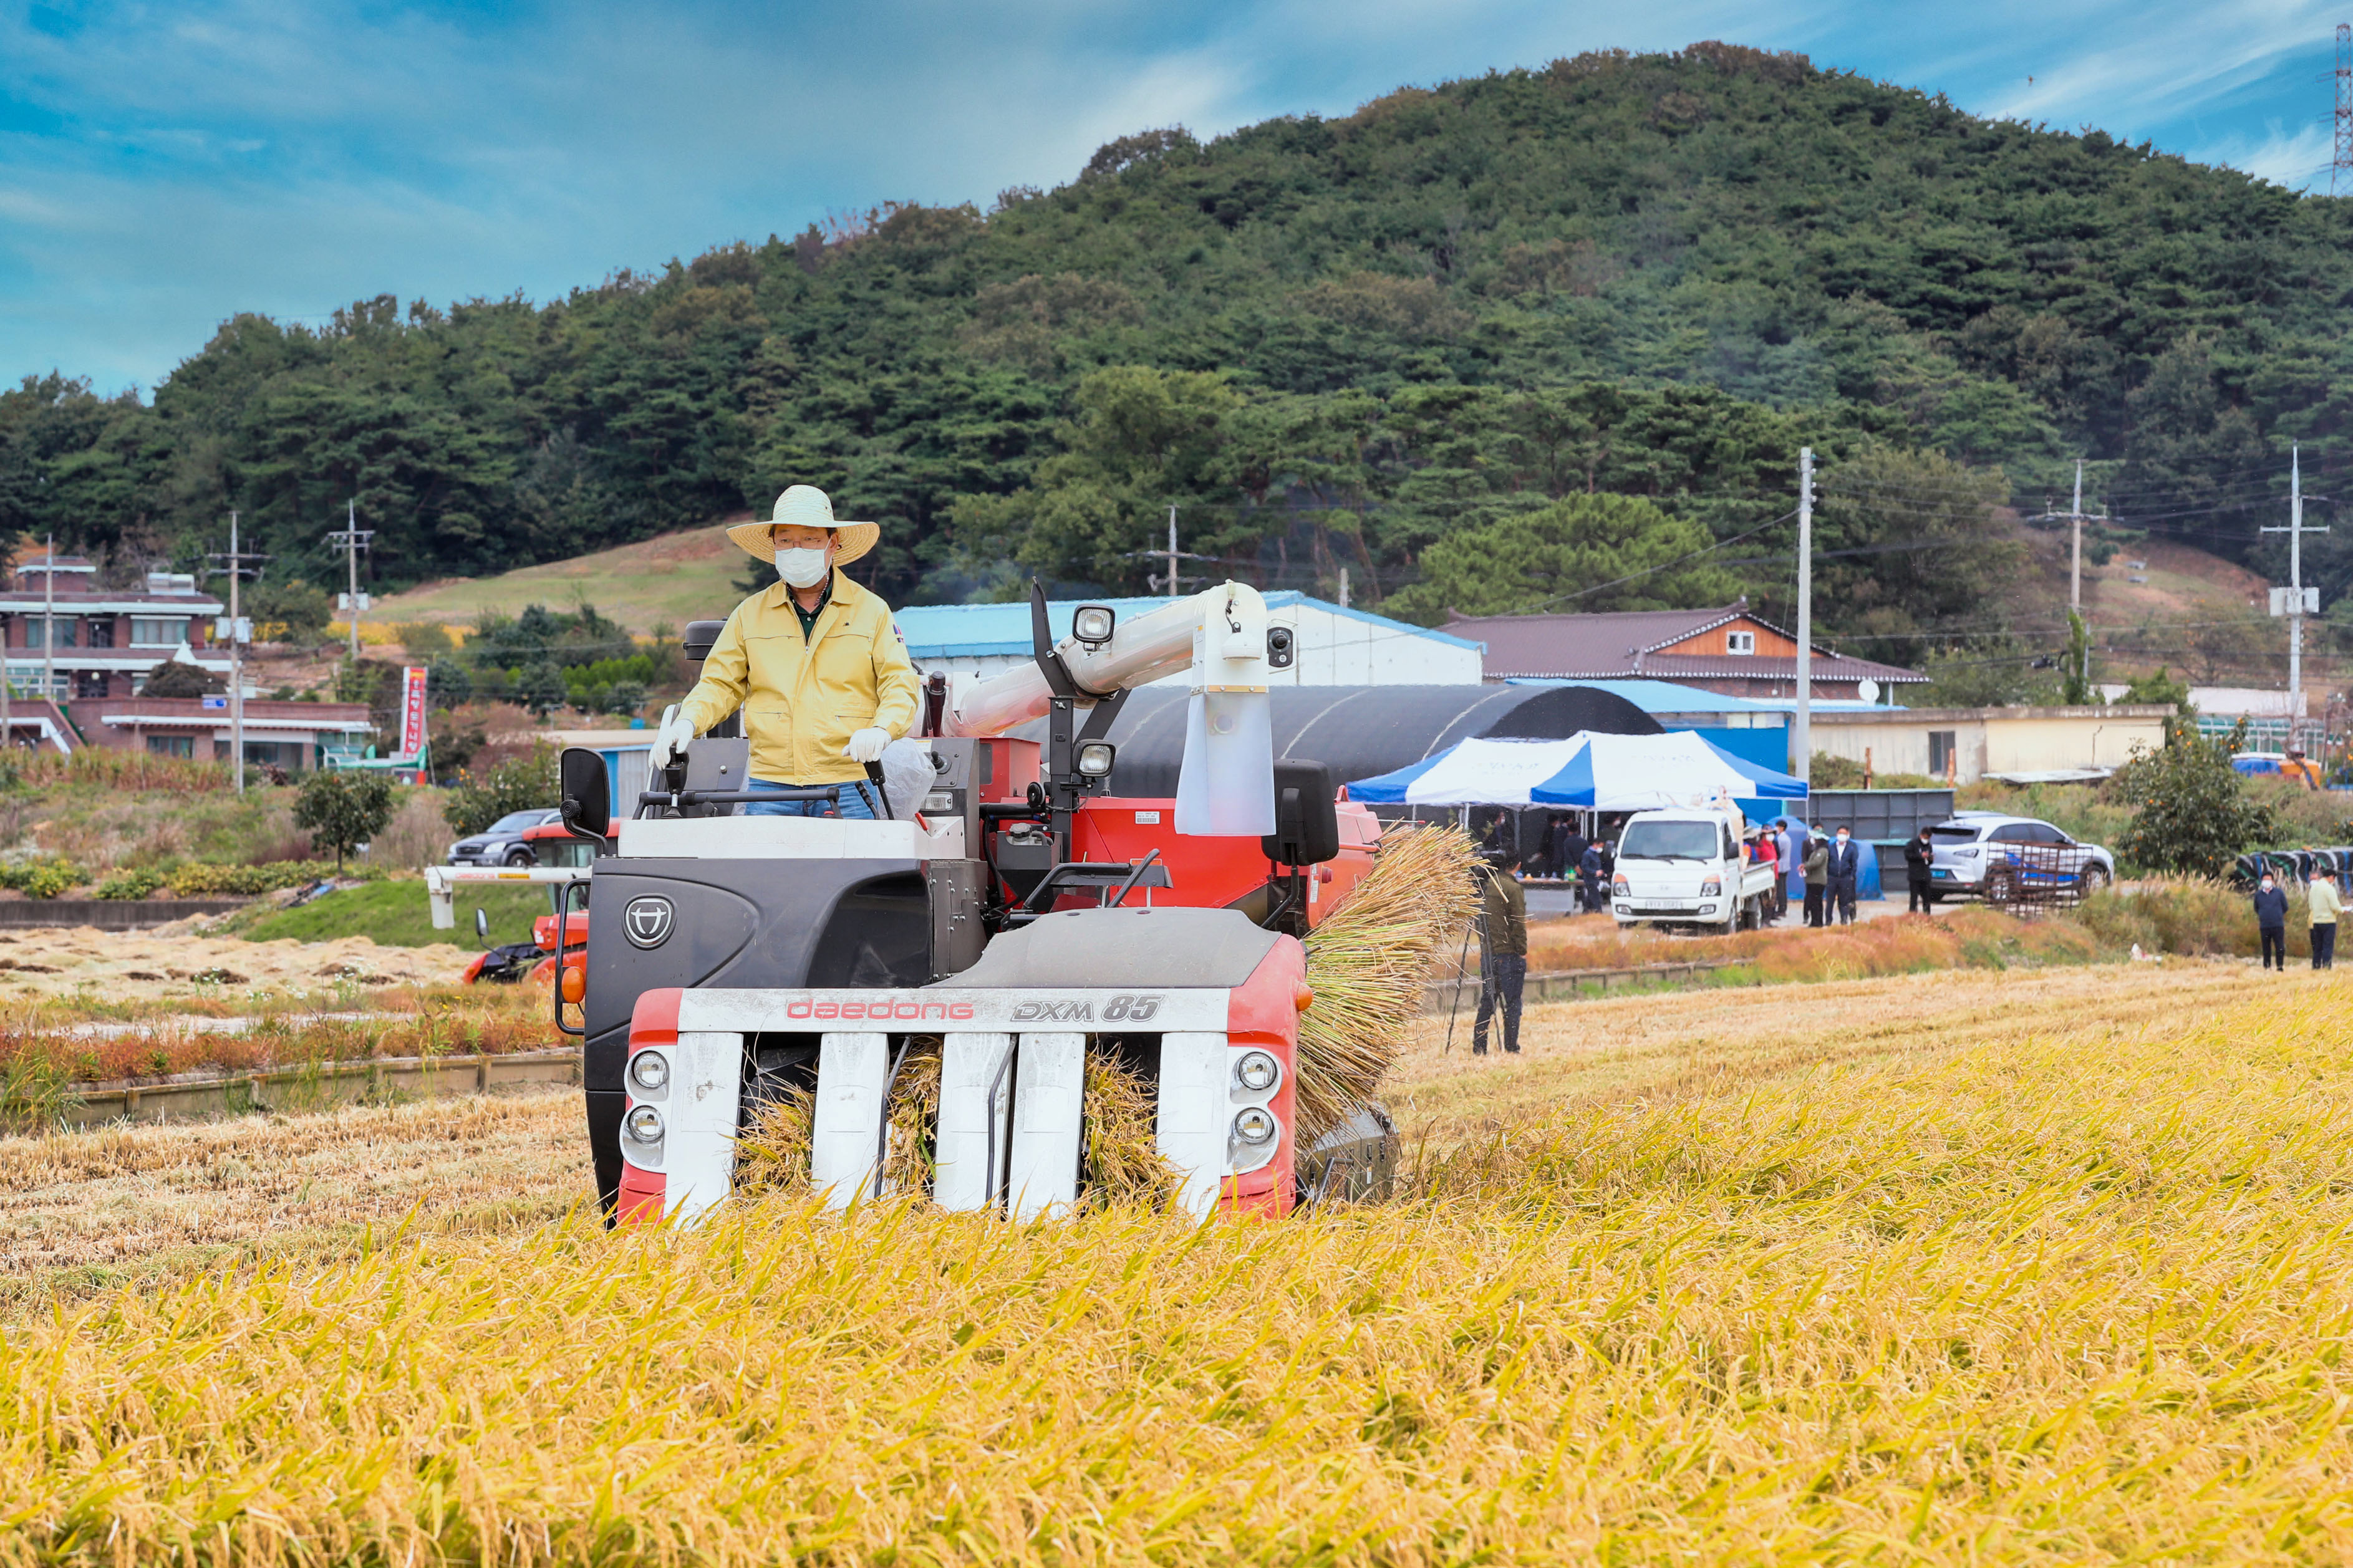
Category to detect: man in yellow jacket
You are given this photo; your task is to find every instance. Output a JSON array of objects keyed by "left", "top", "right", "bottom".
[{"left": 652, "top": 486, "right": 919, "bottom": 818}]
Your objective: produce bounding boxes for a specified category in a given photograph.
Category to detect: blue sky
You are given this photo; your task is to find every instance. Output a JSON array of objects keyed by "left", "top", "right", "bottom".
[{"left": 4, "top": 0, "right": 2347, "bottom": 392}]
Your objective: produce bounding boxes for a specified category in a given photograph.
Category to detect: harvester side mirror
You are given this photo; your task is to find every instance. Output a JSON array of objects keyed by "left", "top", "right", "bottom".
[
  {"left": 474, "top": 907, "right": 490, "bottom": 950},
  {"left": 1261, "top": 759, "right": 1340, "bottom": 867},
  {"left": 559, "top": 747, "right": 611, "bottom": 841}
]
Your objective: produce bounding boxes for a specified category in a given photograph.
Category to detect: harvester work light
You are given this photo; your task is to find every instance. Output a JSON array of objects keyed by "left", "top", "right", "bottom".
[
  {"left": 1071, "top": 604, "right": 1117, "bottom": 645},
  {"left": 629, "top": 1051, "right": 669, "bottom": 1092},
  {"left": 625, "top": 1105, "right": 665, "bottom": 1143},
  {"left": 1076, "top": 741, "right": 1117, "bottom": 777},
  {"left": 1233, "top": 1107, "right": 1277, "bottom": 1145},
  {"left": 1234, "top": 1050, "right": 1280, "bottom": 1093}
]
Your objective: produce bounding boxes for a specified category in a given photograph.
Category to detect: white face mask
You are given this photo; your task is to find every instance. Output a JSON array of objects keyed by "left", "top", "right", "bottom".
[
  {"left": 776, "top": 546, "right": 830, "bottom": 588},
  {"left": 2263, "top": 880, "right": 2276, "bottom": 892}
]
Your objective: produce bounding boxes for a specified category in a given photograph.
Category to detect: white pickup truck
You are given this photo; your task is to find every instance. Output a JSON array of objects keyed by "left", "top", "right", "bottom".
[{"left": 1608, "top": 807, "right": 1777, "bottom": 934}]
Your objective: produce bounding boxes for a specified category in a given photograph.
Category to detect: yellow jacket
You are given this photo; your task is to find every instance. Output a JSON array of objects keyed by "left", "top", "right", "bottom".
[{"left": 679, "top": 570, "right": 920, "bottom": 784}]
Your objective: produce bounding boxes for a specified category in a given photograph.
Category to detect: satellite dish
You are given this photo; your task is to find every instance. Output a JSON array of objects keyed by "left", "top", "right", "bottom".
[{"left": 1857, "top": 677, "right": 1882, "bottom": 704}]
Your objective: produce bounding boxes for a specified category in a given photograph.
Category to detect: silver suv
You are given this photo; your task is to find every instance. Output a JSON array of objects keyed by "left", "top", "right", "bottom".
[{"left": 1925, "top": 812, "right": 2114, "bottom": 903}]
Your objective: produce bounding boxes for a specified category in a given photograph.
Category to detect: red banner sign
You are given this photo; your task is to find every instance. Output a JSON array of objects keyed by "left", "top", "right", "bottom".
[{"left": 398, "top": 666, "right": 428, "bottom": 759}]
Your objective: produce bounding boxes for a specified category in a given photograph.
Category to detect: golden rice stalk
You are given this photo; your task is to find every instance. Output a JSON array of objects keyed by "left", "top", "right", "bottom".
[
  {"left": 1083, "top": 1053, "right": 1179, "bottom": 1206},
  {"left": 882, "top": 1039, "right": 943, "bottom": 1195},
  {"left": 1297, "top": 822, "right": 1482, "bottom": 1142},
  {"left": 733, "top": 1082, "right": 814, "bottom": 1199},
  {"left": 738, "top": 1040, "right": 944, "bottom": 1203}
]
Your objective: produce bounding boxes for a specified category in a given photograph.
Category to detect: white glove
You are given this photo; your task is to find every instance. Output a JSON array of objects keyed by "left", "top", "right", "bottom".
[
  {"left": 845, "top": 726, "right": 891, "bottom": 764},
  {"left": 652, "top": 704, "right": 695, "bottom": 768}
]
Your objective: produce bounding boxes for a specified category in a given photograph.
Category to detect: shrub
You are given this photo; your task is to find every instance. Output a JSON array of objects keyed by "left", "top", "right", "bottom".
[
  {"left": 2109, "top": 724, "right": 2281, "bottom": 877},
  {"left": 443, "top": 742, "right": 559, "bottom": 836},
  {"left": 0, "top": 856, "right": 85, "bottom": 900},
  {"left": 292, "top": 769, "right": 396, "bottom": 871},
  {"left": 93, "top": 867, "right": 169, "bottom": 901}
]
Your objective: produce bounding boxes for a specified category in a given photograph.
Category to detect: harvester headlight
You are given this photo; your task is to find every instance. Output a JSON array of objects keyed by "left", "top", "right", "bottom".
[
  {"left": 1071, "top": 604, "right": 1118, "bottom": 645},
  {"left": 624, "top": 1105, "right": 665, "bottom": 1143},
  {"left": 1076, "top": 741, "right": 1116, "bottom": 777},
  {"left": 1233, "top": 1107, "right": 1278, "bottom": 1146},
  {"left": 1234, "top": 1050, "right": 1280, "bottom": 1093},
  {"left": 629, "top": 1051, "right": 669, "bottom": 1092}
]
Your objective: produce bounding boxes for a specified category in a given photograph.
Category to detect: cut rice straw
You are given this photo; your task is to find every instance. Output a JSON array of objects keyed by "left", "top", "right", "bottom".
[{"left": 1296, "top": 822, "right": 1481, "bottom": 1142}]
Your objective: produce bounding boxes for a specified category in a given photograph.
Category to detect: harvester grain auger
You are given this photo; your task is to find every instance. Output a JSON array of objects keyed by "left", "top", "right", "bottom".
[{"left": 428, "top": 580, "right": 1408, "bottom": 1223}]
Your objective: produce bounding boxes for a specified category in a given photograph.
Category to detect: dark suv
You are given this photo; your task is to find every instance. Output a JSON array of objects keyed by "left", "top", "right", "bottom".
[{"left": 447, "top": 808, "right": 564, "bottom": 867}]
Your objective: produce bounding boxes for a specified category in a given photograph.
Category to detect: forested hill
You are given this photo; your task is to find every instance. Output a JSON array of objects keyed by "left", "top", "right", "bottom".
[{"left": 7, "top": 40, "right": 2353, "bottom": 651}]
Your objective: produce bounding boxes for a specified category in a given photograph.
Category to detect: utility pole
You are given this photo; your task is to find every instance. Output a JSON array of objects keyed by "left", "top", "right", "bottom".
[
  {"left": 2069, "top": 458, "right": 2084, "bottom": 612},
  {"left": 206, "top": 515, "right": 268, "bottom": 795},
  {"left": 1123, "top": 503, "right": 1215, "bottom": 594},
  {"left": 324, "top": 499, "right": 374, "bottom": 665},
  {"left": 2336, "top": 24, "right": 2352, "bottom": 196},
  {"left": 1338, "top": 565, "right": 1350, "bottom": 610},
  {"left": 40, "top": 534, "right": 54, "bottom": 718},
  {"left": 1795, "top": 448, "right": 1814, "bottom": 787},
  {"left": 230, "top": 514, "right": 243, "bottom": 792},
  {"left": 2263, "top": 446, "right": 2327, "bottom": 753}
]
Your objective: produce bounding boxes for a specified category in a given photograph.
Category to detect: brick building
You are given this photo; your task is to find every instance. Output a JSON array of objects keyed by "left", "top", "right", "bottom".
[
  {"left": 0, "top": 555, "right": 370, "bottom": 767},
  {"left": 0, "top": 556, "right": 231, "bottom": 701}
]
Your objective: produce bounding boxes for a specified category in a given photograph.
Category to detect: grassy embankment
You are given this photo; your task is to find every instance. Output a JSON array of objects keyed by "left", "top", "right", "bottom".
[{"left": 4, "top": 964, "right": 2350, "bottom": 1557}]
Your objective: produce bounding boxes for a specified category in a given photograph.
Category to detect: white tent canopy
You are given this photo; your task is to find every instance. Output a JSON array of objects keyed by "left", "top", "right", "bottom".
[{"left": 1346, "top": 732, "right": 1806, "bottom": 810}]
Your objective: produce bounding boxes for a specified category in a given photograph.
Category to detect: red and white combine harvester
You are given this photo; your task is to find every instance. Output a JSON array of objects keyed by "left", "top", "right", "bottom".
[{"left": 427, "top": 581, "right": 1397, "bottom": 1224}]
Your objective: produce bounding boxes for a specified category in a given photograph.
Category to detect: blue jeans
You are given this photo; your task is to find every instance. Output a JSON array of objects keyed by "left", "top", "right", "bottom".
[{"left": 742, "top": 777, "right": 877, "bottom": 819}]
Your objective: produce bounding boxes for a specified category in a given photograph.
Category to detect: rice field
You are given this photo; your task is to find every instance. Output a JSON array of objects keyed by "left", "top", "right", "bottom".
[{"left": 3, "top": 961, "right": 2350, "bottom": 1561}]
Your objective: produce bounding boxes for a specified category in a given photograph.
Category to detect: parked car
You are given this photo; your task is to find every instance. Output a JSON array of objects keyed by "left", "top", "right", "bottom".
[
  {"left": 446, "top": 807, "right": 564, "bottom": 867},
  {"left": 1924, "top": 812, "right": 2114, "bottom": 903}
]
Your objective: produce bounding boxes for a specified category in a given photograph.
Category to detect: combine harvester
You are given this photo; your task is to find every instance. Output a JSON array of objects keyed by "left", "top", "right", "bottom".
[{"left": 429, "top": 581, "right": 1410, "bottom": 1224}]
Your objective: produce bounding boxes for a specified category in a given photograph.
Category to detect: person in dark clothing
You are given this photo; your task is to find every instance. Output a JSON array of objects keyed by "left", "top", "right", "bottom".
[
  {"left": 1472, "top": 851, "right": 1530, "bottom": 1055},
  {"left": 1802, "top": 832, "right": 1829, "bottom": 928},
  {"left": 1825, "top": 826, "right": 1862, "bottom": 925},
  {"left": 1563, "top": 827, "right": 1590, "bottom": 907},
  {"left": 1579, "top": 839, "right": 1605, "bottom": 915},
  {"left": 1902, "top": 826, "right": 1935, "bottom": 915},
  {"left": 2253, "top": 873, "right": 2289, "bottom": 971}
]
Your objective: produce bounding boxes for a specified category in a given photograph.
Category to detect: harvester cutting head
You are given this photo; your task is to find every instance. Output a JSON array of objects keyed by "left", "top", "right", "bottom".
[{"left": 614, "top": 905, "right": 1308, "bottom": 1222}]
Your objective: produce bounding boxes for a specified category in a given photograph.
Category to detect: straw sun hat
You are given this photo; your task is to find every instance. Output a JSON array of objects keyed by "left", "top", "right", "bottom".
[{"left": 725, "top": 485, "right": 879, "bottom": 566}]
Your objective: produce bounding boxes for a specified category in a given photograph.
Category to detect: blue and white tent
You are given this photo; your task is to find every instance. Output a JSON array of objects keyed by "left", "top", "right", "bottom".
[{"left": 1346, "top": 732, "right": 1806, "bottom": 811}]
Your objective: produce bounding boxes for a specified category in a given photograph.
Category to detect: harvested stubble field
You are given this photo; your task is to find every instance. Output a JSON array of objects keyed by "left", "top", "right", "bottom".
[{"left": 4, "top": 960, "right": 2352, "bottom": 1561}]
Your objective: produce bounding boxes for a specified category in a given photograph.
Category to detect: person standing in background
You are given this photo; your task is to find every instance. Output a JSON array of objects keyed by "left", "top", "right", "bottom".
[
  {"left": 2310, "top": 868, "right": 2342, "bottom": 969},
  {"left": 1578, "top": 837, "right": 1605, "bottom": 916},
  {"left": 1802, "top": 830, "right": 1829, "bottom": 928},
  {"left": 1780, "top": 820, "right": 1802, "bottom": 920},
  {"left": 1825, "top": 825, "right": 1862, "bottom": 926},
  {"left": 1903, "top": 825, "right": 1935, "bottom": 915},
  {"left": 1471, "top": 850, "right": 1529, "bottom": 1055},
  {"left": 2253, "top": 872, "right": 2289, "bottom": 971}
]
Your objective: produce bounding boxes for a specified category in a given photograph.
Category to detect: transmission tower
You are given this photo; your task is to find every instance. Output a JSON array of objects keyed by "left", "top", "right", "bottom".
[{"left": 2337, "top": 24, "right": 2352, "bottom": 195}]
